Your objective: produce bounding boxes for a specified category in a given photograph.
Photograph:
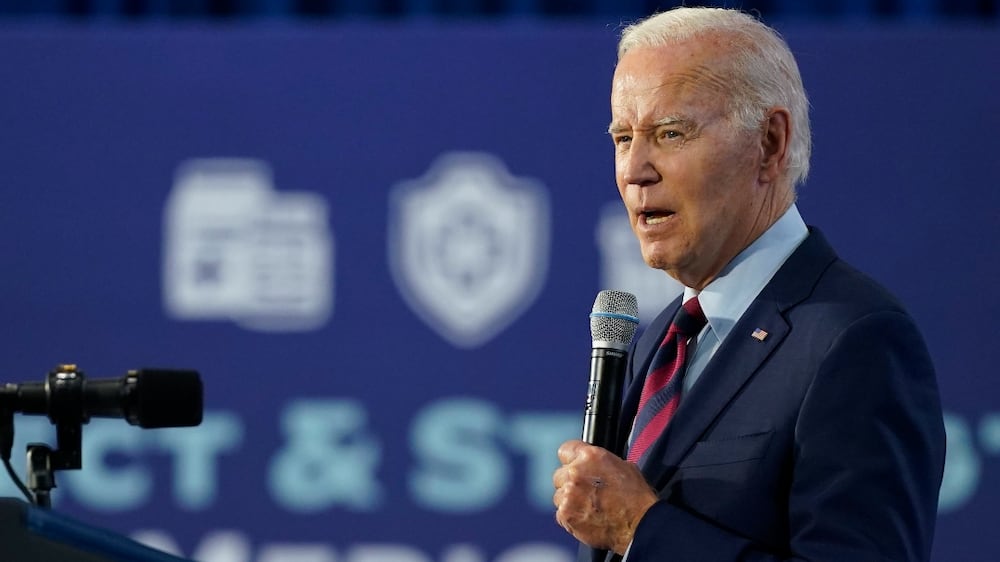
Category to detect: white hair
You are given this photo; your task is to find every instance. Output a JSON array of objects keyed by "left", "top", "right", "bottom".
[{"left": 618, "top": 7, "right": 812, "bottom": 188}]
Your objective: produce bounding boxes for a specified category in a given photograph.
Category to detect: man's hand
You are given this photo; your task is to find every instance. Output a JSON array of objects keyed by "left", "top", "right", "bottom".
[{"left": 552, "top": 439, "right": 659, "bottom": 554}]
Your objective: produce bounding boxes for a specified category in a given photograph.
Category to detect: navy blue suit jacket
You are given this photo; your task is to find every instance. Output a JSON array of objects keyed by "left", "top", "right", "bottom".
[{"left": 586, "top": 229, "right": 945, "bottom": 562}]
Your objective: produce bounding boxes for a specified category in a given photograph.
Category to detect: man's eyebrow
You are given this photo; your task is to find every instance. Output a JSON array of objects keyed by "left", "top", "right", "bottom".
[
  {"left": 607, "top": 115, "right": 688, "bottom": 135},
  {"left": 607, "top": 122, "right": 629, "bottom": 135},
  {"left": 652, "top": 115, "right": 687, "bottom": 127}
]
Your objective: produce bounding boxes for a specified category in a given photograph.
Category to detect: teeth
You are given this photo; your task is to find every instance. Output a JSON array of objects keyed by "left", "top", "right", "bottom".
[{"left": 646, "top": 213, "right": 671, "bottom": 225}]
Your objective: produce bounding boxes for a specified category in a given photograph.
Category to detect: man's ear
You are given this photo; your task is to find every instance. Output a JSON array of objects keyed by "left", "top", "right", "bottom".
[{"left": 759, "top": 108, "right": 791, "bottom": 185}]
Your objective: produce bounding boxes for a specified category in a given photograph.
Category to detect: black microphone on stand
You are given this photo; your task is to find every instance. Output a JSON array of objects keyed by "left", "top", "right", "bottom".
[
  {"left": 1, "top": 366, "right": 203, "bottom": 429},
  {"left": 0, "top": 364, "right": 203, "bottom": 508},
  {"left": 582, "top": 290, "right": 639, "bottom": 453}
]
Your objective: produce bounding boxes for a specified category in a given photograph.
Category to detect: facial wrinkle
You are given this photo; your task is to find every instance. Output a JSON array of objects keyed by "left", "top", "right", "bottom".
[{"left": 664, "top": 64, "right": 731, "bottom": 104}]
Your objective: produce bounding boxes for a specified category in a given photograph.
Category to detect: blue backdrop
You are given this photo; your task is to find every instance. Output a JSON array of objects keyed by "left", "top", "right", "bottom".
[{"left": 0, "top": 21, "right": 997, "bottom": 562}]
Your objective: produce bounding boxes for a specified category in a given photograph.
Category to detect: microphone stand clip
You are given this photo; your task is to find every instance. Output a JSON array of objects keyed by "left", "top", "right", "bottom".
[{"left": 0, "top": 365, "right": 87, "bottom": 508}]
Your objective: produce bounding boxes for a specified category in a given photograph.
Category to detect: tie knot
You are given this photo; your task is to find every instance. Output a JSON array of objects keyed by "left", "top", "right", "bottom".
[{"left": 670, "top": 296, "right": 707, "bottom": 338}]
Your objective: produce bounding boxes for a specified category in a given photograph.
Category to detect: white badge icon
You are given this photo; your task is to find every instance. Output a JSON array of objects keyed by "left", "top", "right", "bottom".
[
  {"left": 162, "top": 159, "right": 334, "bottom": 332},
  {"left": 596, "top": 202, "right": 682, "bottom": 324},
  {"left": 389, "top": 152, "right": 550, "bottom": 348}
]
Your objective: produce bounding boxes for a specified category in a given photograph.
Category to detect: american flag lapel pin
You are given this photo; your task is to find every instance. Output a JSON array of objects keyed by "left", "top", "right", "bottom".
[{"left": 751, "top": 328, "right": 769, "bottom": 341}]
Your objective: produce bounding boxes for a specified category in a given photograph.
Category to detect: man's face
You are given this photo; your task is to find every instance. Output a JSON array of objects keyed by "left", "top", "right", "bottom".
[{"left": 610, "top": 39, "right": 773, "bottom": 289}]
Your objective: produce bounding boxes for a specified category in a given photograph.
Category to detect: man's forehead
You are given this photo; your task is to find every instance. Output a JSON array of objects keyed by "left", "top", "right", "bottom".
[
  {"left": 614, "top": 64, "right": 727, "bottom": 96},
  {"left": 612, "top": 39, "right": 733, "bottom": 97},
  {"left": 610, "top": 62, "right": 731, "bottom": 127},
  {"left": 614, "top": 43, "right": 731, "bottom": 89}
]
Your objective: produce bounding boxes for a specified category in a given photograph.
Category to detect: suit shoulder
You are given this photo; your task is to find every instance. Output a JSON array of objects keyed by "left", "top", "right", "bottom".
[
  {"left": 809, "top": 257, "right": 912, "bottom": 321},
  {"left": 780, "top": 228, "right": 916, "bottom": 326}
]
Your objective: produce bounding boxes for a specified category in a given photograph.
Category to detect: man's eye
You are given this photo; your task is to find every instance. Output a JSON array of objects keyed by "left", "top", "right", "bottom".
[
  {"left": 613, "top": 135, "right": 632, "bottom": 146},
  {"left": 659, "top": 129, "right": 681, "bottom": 140}
]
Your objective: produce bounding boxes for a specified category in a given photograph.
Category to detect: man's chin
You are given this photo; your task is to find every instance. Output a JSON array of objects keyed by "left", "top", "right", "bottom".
[
  {"left": 640, "top": 245, "right": 676, "bottom": 270},
  {"left": 641, "top": 254, "right": 678, "bottom": 276}
]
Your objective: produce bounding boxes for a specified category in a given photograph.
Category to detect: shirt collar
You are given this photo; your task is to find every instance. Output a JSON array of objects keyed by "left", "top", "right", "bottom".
[{"left": 683, "top": 204, "right": 808, "bottom": 344}]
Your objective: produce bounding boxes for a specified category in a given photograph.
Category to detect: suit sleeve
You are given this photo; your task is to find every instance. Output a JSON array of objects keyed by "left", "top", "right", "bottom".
[{"left": 626, "top": 310, "right": 946, "bottom": 561}]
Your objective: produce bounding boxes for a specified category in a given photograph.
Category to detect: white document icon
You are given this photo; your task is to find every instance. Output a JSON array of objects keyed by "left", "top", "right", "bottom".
[{"left": 162, "top": 159, "right": 333, "bottom": 332}]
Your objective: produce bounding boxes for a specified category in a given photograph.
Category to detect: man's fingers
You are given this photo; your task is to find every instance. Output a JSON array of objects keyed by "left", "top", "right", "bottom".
[
  {"left": 557, "top": 439, "right": 587, "bottom": 464},
  {"left": 552, "top": 464, "right": 571, "bottom": 488}
]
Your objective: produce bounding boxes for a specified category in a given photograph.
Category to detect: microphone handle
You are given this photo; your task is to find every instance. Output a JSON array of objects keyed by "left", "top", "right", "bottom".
[{"left": 582, "top": 347, "right": 628, "bottom": 453}]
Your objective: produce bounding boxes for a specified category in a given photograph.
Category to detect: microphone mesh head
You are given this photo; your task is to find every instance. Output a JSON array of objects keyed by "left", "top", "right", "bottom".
[{"left": 590, "top": 290, "right": 639, "bottom": 346}]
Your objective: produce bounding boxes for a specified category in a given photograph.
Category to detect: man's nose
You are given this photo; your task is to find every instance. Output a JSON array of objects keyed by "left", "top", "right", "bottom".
[{"left": 621, "top": 138, "right": 659, "bottom": 187}]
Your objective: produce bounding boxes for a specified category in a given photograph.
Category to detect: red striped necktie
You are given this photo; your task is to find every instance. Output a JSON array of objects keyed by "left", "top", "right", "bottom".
[{"left": 627, "top": 296, "right": 707, "bottom": 464}]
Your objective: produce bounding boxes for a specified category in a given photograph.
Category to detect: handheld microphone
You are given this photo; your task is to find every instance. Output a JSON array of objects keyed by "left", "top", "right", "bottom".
[
  {"left": 1, "top": 365, "right": 203, "bottom": 429},
  {"left": 582, "top": 290, "right": 639, "bottom": 453}
]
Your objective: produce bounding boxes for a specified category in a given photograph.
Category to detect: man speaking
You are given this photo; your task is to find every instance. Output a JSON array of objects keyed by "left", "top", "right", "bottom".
[{"left": 552, "top": 7, "right": 946, "bottom": 561}]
